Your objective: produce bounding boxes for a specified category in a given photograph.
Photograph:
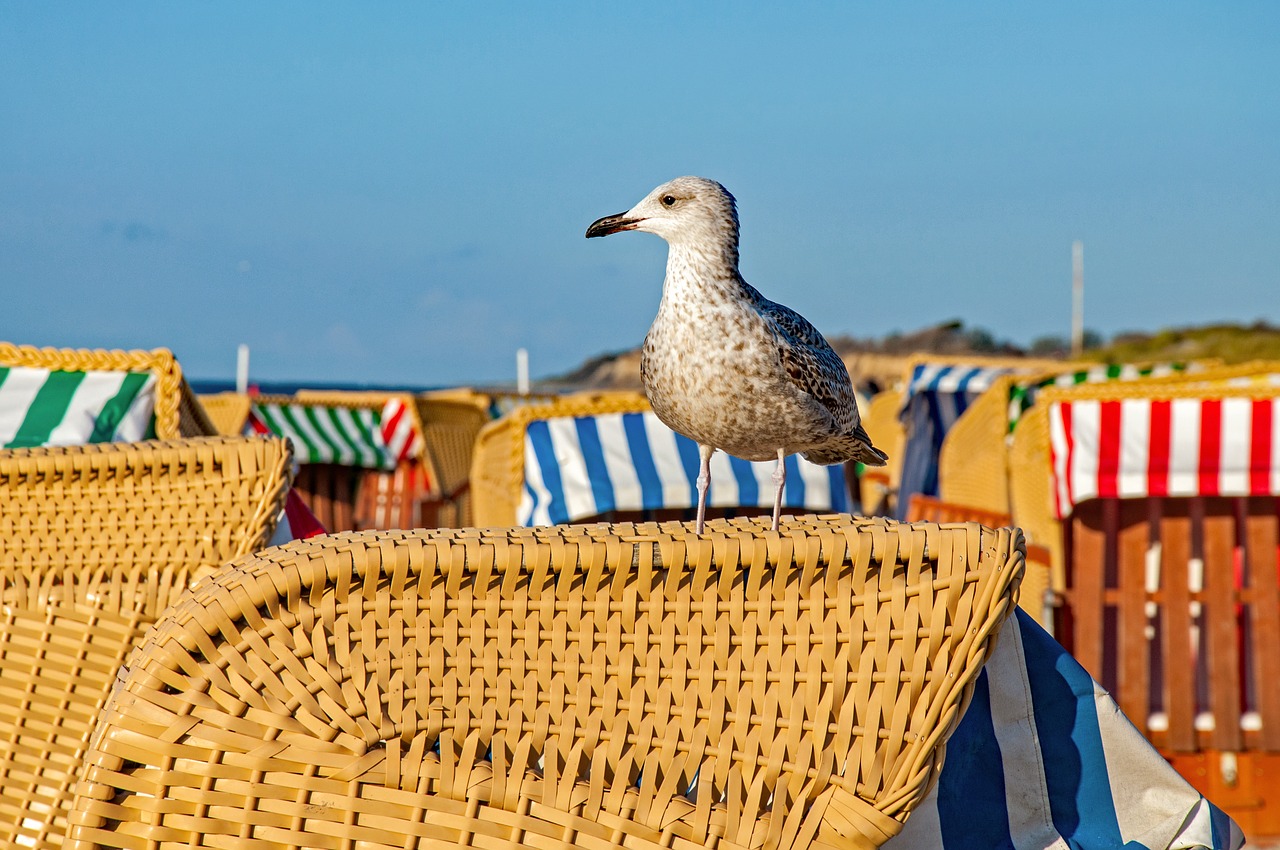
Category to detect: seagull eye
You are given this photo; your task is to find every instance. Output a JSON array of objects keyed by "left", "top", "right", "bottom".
[{"left": 661, "top": 194, "right": 677, "bottom": 207}]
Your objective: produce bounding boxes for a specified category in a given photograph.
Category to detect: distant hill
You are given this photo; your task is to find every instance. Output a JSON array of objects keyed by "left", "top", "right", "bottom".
[
  {"left": 542, "top": 319, "right": 1280, "bottom": 393},
  {"left": 1087, "top": 322, "right": 1280, "bottom": 365}
]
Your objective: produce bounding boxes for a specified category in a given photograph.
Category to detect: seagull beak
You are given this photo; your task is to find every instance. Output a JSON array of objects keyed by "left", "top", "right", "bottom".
[{"left": 585, "top": 212, "right": 642, "bottom": 238}]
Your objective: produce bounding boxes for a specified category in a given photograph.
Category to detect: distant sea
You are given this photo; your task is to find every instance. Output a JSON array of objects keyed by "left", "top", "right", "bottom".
[{"left": 189, "top": 378, "right": 450, "bottom": 396}]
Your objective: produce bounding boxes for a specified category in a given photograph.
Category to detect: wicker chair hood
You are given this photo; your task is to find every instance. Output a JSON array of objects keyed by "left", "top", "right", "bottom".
[
  {"left": 0, "top": 435, "right": 293, "bottom": 850},
  {"left": 71, "top": 516, "right": 1023, "bottom": 850}
]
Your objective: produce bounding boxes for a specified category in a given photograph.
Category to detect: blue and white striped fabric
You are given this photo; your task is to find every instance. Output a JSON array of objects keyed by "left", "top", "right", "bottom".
[
  {"left": 891, "top": 609, "right": 1243, "bottom": 850},
  {"left": 518, "top": 410, "right": 849, "bottom": 526},
  {"left": 895, "top": 363, "right": 1022, "bottom": 519}
]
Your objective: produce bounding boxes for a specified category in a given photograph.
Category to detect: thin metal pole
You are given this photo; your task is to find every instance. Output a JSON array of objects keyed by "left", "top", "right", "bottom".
[
  {"left": 1071, "top": 240, "right": 1084, "bottom": 357},
  {"left": 236, "top": 344, "right": 250, "bottom": 394},
  {"left": 516, "top": 348, "right": 530, "bottom": 395}
]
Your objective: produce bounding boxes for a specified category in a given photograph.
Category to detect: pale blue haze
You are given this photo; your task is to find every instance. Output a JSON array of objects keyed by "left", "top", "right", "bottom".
[{"left": 2, "top": 3, "right": 1277, "bottom": 385}]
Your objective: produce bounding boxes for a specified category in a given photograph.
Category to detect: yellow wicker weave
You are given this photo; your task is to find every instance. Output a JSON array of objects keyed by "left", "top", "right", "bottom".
[
  {"left": 1008, "top": 375, "right": 1280, "bottom": 590},
  {"left": 0, "top": 435, "right": 293, "bottom": 850},
  {"left": 423, "top": 386, "right": 495, "bottom": 406},
  {"left": 69, "top": 515, "right": 1023, "bottom": 850},
  {"left": 857, "top": 389, "right": 906, "bottom": 514},
  {"left": 0, "top": 343, "right": 217, "bottom": 439},
  {"left": 471, "top": 391, "right": 650, "bottom": 526},
  {"left": 415, "top": 396, "right": 493, "bottom": 527},
  {"left": 936, "top": 373, "right": 1023, "bottom": 516},
  {"left": 197, "top": 391, "right": 253, "bottom": 436}
]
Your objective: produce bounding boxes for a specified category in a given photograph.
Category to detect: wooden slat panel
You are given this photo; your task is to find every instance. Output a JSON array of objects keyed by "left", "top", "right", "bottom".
[
  {"left": 336, "top": 466, "right": 355, "bottom": 533},
  {"left": 1071, "top": 500, "right": 1107, "bottom": 681},
  {"left": 1246, "top": 497, "right": 1280, "bottom": 751},
  {"left": 1160, "top": 498, "right": 1197, "bottom": 752},
  {"left": 1203, "top": 496, "right": 1242, "bottom": 751},
  {"left": 1117, "top": 499, "right": 1151, "bottom": 736}
]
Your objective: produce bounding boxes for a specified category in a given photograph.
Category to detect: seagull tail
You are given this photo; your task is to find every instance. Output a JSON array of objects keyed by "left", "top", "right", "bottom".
[{"left": 802, "top": 426, "right": 888, "bottom": 467}]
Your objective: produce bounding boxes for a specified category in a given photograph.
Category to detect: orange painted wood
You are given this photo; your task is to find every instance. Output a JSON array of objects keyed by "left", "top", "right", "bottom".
[
  {"left": 1116, "top": 499, "right": 1151, "bottom": 736},
  {"left": 1070, "top": 500, "right": 1107, "bottom": 681},
  {"left": 1202, "top": 497, "right": 1242, "bottom": 752},
  {"left": 1160, "top": 498, "right": 1197, "bottom": 752},
  {"left": 1246, "top": 497, "right": 1280, "bottom": 751},
  {"left": 1167, "top": 751, "right": 1280, "bottom": 839}
]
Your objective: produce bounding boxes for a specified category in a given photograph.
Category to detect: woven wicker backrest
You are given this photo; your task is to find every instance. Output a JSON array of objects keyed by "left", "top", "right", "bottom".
[
  {"left": 936, "top": 372, "right": 1023, "bottom": 515},
  {"left": 197, "top": 390, "right": 253, "bottom": 436},
  {"left": 857, "top": 389, "right": 905, "bottom": 513},
  {"left": 0, "top": 343, "right": 217, "bottom": 441},
  {"left": 416, "top": 397, "right": 493, "bottom": 526},
  {"left": 0, "top": 435, "right": 293, "bottom": 850},
  {"left": 470, "top": 391, "right": 650, "bottom": 526},
  {"left": 70, "top": 515, "right": 1023, "bottom": 850}
]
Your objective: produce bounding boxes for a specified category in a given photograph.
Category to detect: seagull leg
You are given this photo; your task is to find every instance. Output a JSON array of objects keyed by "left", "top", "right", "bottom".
[
  {"left": 695, "top": 444, "right": 713, "bottom": 534},
  {"left": 771, "top": 449, "right": 786, "bottom": 531}
]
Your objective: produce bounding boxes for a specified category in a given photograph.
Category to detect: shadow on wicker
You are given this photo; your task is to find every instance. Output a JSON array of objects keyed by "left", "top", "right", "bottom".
[
  {"left": 70, "top": 515, "right": 1023, "bottom": 850},
  {"left": 0, "top": 435, "right": 292, "bottom": 850}
]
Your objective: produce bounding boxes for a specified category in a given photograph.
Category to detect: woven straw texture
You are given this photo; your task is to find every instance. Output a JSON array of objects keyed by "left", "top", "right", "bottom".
[
  {"left": 416, "top": 397, "right": 493, "bottom": 527},
  {"left": 0, "top": 343, "right": 217, "bottom": 440},
  {"left": 470, "top": 391, "right": 650, "bottom": 527},
  {"left": 857, "top": 390, "right": 905, "bottom": 515},
  {"left": 197, "top": 391, "right": 253, "bottom": 437},
  {"left": 904, "top": 495, "right": 1051, "bottom": 627},
  {"left": 69, "top": 515, "right": 1023, "bottom": 850},
  {"left": 0, "top": 435, "right": 293, "bottom": 850},
  {"left": 936, "top": 372, "right": 1023, "bottom": 516}
]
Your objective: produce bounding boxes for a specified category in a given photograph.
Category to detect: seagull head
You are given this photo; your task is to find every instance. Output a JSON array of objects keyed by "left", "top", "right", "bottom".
[{"left": 585, "top": 176, "right": 739, "bottom": 248}]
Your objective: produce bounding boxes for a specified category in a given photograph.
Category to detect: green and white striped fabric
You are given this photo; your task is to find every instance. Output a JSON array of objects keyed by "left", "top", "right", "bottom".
[
  {"left": 251, "top": 401, "right": 393, "bottom": 469},
  {"left": 1006, "top": 362, "right": 1186, "bottom": 432},
  {"left": 0, "top": 365, "right": 158, "bottom": 448}
]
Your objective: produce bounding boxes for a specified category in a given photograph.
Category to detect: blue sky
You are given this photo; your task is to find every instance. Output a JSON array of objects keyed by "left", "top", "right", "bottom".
[{"left": 2, "top": 3, "right": 1277, "bottom": 386}]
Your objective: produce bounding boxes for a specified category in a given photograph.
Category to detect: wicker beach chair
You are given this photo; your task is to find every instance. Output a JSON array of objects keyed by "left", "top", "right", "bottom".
[
  {"left": 857, "top": 389, "right": 905, "bottom": 515},
  {"left": 0, "top": 343, "right": 217, "bottom": 444},
  {"left": 414, "top": 396, "right": 493, "bottom": 527},
  {"left": 893, "top": 355, "right": 1070, "bottom": 521},
  {"left": 1008, "top": 377, "right": 1280, "bottom": 833},
  {"left": 471, "top": 392, "right": 851, "bottom": 528},
  {"left": 197, "top": 390, "right": 253, "bottom": 436},
  {"left": 69, "top": 516, "right": 1024, "bottom": 850},
  {"left": 253, "top": 391, "right": 429, "bottom": 532},
  {"left": 470, "top": 391, "right": 650, "bottom": 526},
  {"left": 936, "top": 360, "right": 1234, "bottom": 518},
  {"left": 0, "top": 435, "right": 293, "bottom": 850}
]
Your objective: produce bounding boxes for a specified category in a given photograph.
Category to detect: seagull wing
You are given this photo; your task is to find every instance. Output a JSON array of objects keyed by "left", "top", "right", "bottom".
[{"left": 757, "top": 299, "right": 861, "bottom": 434}]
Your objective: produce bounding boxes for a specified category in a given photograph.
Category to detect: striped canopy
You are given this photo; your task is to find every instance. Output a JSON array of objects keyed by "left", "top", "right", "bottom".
[
  {"left": 0, "top": 365, "right": 157, "bottom": 448},
  {"left": 896, "top": 363, "right": 1020, "bottom": 518},
  {"left": 251, "top": 397, "right": 423, "bottom": 470},
  {"left": 1008, "top": 362, "right": 1186, "bottom": 432},
  {"left": 518, "top": 410, "right": 849, "bottom": 526},
  {"left": 1049, "top": 395, "right": 1280, "bottom": 519},
  {"left": 889, "top": 610, "right": 1241, "bottom": 849}
]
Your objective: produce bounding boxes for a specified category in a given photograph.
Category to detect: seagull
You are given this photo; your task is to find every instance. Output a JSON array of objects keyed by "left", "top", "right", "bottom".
[{"left": 586, "top": 176, "right": 887, "bottom": 533}]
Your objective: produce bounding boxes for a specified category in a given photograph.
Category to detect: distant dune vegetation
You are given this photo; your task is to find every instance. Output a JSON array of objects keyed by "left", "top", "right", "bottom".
[{"left": 544, "top": 320, "right": 1280, "bottom": 394}]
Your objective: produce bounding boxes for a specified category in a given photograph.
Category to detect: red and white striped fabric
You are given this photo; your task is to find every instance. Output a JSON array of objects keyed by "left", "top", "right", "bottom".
[
  {"left": 1048, "top": 397, "right": 1280, "bottom": 518},
  {"left": 380, "top": 398, "right": 423, "bottom": 465},
  {"left": 267, "top": 490, "right": 328, "bottom": 546}
]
